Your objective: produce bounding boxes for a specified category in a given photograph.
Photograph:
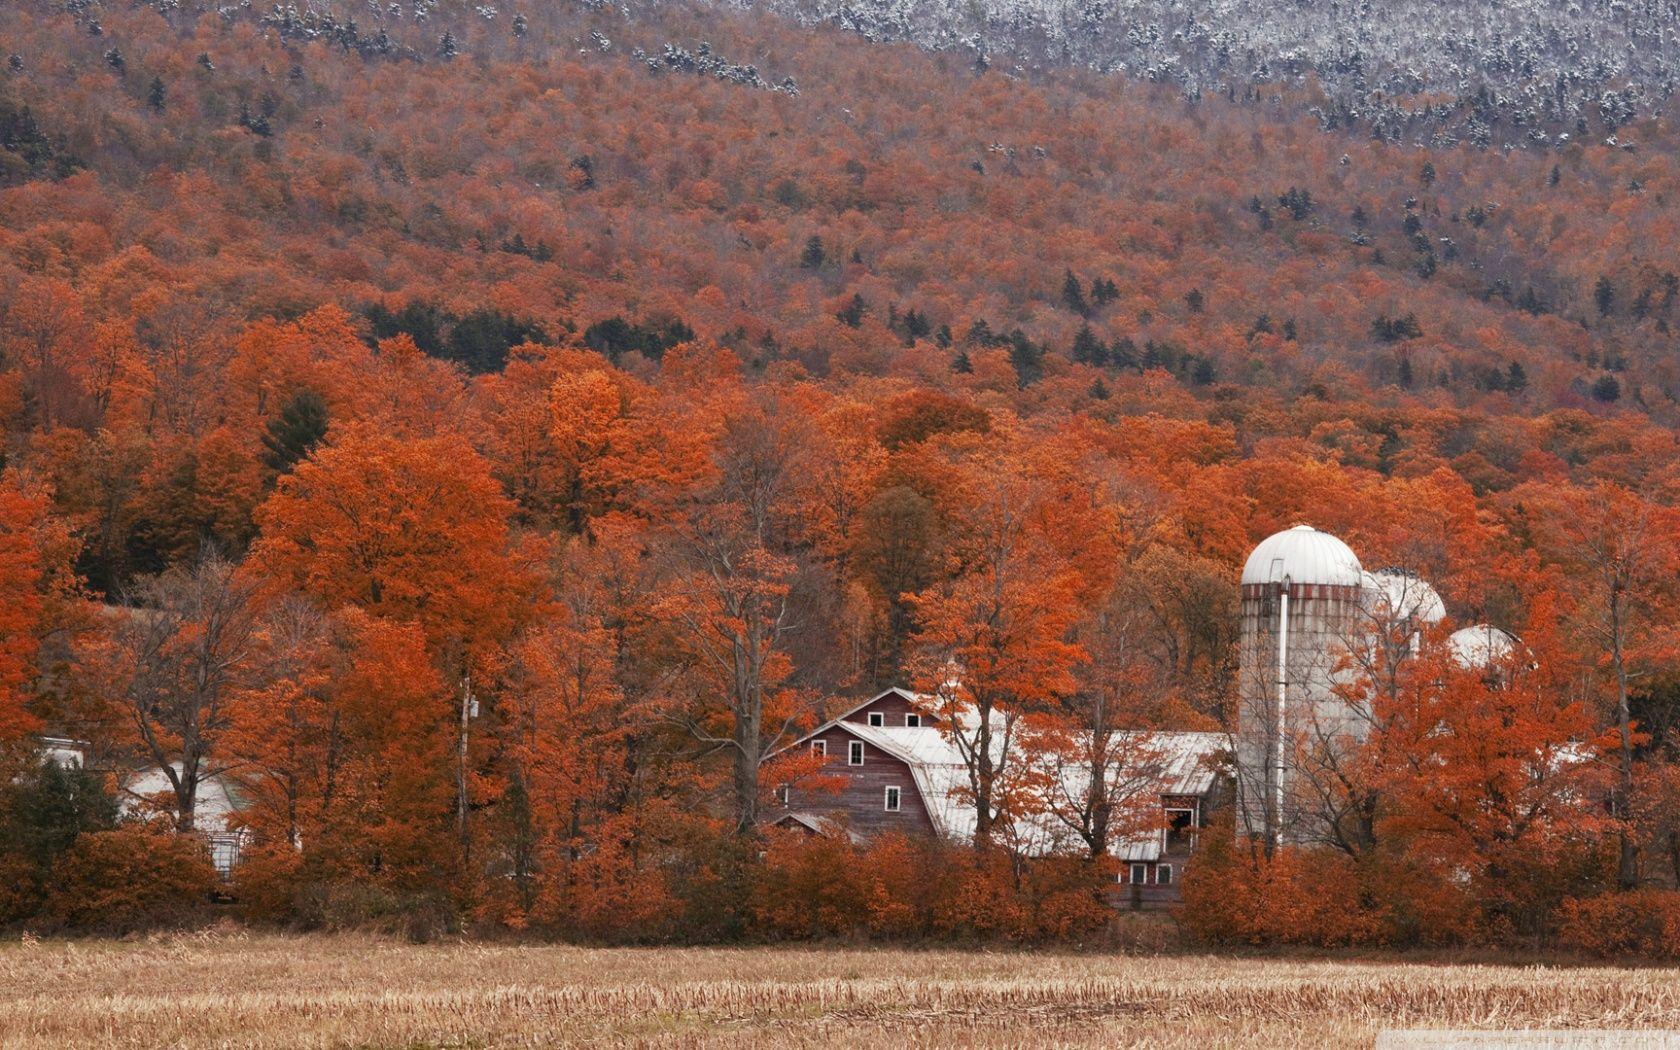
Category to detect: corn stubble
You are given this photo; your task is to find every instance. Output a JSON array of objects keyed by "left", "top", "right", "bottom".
[{"left": 0, "top": 933, "right": 1675, "bottom": 1048}]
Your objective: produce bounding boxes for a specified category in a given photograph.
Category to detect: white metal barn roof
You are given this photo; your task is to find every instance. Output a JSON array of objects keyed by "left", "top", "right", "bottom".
[
  {"left": 827, "top": 721, "right": 1225, "bottom": 857},
  {"left": 121, "top": 765, "right": 243, "bottom": 838},
  {"left": 1241, "top": 524, "right": 1364, "bottom": 587}
]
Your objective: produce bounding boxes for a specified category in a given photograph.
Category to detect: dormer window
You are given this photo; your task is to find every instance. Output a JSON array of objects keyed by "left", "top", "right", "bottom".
[
  {"left": 868, "top": 712, "right": 884, "bottom": 727},
  {"left": 905, "top": 714, "right": 921, "bottom": 727}
]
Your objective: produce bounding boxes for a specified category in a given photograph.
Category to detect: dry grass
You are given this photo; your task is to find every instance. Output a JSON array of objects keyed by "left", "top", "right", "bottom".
[{"left": 0, "top": 931, "right": 1676, "bottom": 1048}]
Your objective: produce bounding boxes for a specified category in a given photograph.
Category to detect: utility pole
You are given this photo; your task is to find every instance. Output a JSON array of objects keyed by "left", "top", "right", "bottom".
[{"left": 458, "top": 673, "right": 475, "bottom": 853}]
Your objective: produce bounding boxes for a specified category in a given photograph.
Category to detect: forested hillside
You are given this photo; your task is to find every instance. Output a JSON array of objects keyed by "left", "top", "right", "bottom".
[{"left": 2, "top": 0, "right": 1680, "bottom": 947}]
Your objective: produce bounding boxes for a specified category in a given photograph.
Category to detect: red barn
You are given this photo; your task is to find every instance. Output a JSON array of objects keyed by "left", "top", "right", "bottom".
[{"left": 768, "top": 688, "right": 1228, "bottom": 907}]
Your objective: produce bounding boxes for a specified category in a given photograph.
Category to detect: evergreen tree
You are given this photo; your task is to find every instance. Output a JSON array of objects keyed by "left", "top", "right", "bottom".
[
  {"left": 146, "top": 77, "right": 166, "bottom": 113},
  {"left": 262, "top": 390, "right": 330, "bottom": 475},
  {"left": 1592, "top": 374, "right": 1622, "bottom": 402},
  {"left": 1185, "top": 287, "right": 1204, "bottom": 313},
  {"left": 570, "top": 155, "right": 595, "bottom": 190},
  {"left": 0, "top": 759, "right": 118, "bottom": 874},
  {"left": 950, "top": 350, "right": 972, "bottom": 374},
  {"left": 1595, "top": 275, "right": 1615, "bottom": 317},
  {"left": 1070, "top": 324, "right": 1108, "bottom": 367},
  {"left": 799, "top": 234, "right": 825, "bottom": 269},
  {"left": 1419, "top": 161, "right": 1436, "bottom": 186},
  {"left": 1061, "top": 269, "right": 1089, "bottom": 316},
  {"left": 1111, "top": 336, "right": 1139, "bottom": 370},
  {"left": 438, "top": 31, "right": 459, "bottom": 60},
  {"left": 836, "top": 293, "right": 865, "bottom": 328},
  {"left": 1506, "top": 360, "right": 1528, "bottom": 393},
  {"left": 1008, "top": 331, "right": 1043, "bottom": 386}
]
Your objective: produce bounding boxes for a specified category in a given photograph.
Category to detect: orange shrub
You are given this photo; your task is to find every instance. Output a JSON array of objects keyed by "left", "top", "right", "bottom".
[
  {"left": 752, "top": 831, "right": 866, "bottom": 939},
  {"left": 858, "top": 833, "right": 952, "bottom": 939},
  {"left": 750, "top": 833, "right": 1113, "bottom": 944},
  {"left": 1558, "top": 890, "right": 1680, "bottom": 959},
  {"left": 42, "top": 827, "right": 215, "bottom": 933},
  {"left": 1179, "top": 824, "right": 1387, "bottom": 947},
  {"left": 930, "top": 848, "right": 1032, "bottom": 941},
  {"left": 1019, "top": 855, "right": 1116, "bottom": 942},
  {"left": 534, "top": 841, "right": 681, "bottom": 943}
]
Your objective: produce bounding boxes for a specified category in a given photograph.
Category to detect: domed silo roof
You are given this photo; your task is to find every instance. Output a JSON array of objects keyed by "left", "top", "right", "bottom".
[
  {"left": 1241, "top": 525, "right": 1364, "bottom": 587},
  {"left": 1361, "top": 570, "right": 1448, "bottom": 624},
  {"left": 1448, "top": 624, "right": 1518, "bottom": 669}
]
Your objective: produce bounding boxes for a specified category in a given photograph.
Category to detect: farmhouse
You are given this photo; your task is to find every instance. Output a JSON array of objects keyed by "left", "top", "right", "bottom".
[
  {"left": 32, "top": 739, "right": 248, "bottom": 879},
  {"left": 768, "top": 687, "right": 1227, "bottom": 907}
]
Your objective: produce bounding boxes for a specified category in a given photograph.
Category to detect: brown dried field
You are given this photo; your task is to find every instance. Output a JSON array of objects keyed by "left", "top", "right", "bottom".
[{"left": 0, "top": 931, "right": 1676, "bottom": 1048}]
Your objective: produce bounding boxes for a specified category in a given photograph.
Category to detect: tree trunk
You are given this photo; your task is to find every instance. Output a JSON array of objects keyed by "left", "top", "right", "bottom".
[
  {"left": 1612, "top": 590, "right": 1640, "bottom": 890},
  {"left": 734, "top": 707, "right": 761, "bottom": 835}
]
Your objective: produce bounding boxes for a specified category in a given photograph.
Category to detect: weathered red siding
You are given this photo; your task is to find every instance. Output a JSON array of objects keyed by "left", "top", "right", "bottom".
[
  {"left": 782, "top": 725, "right": 936, "bottom": 838},
  {"left": 841, "top": 689, "right": 933, "bottom": 728}
]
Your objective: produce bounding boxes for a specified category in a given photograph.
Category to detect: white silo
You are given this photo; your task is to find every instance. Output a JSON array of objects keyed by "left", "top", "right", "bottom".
[
  {"left": 1448, "top": 624, "right": 1518, "bottom": 670},
  {"left": 1361, "top": 569, "right": 1447, "bottom": 631},
  {"left": 1236, "top": 525, "right": 1365, "bottom": 850}
]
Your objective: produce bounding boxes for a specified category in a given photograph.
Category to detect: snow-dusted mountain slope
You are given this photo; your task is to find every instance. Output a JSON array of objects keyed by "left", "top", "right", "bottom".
[{"left": 713, "top": 0, "right": 1674, "bottom": 146}]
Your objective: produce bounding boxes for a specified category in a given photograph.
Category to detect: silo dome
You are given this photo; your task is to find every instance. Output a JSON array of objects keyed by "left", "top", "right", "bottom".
[
  {"left": 1241, "top": 525, "right": 1363, "bottom": 587},
  {"left": 1361, "top": 570, "right": 1447, "bottom": 625},
  {"left": 1449, "top": 624, "right": 1518, "bottom": 669}
]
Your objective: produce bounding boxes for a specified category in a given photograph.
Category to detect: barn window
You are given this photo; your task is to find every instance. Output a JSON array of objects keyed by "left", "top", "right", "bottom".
[
  {"left": 775, "top": 784, "right": 789, "bottom": 805},
  {"left": 868, "top": 712, "right": 884, "bottom": 727},
  {"left": 884, "top": 786, "right": 901, "bottom": 812},
  {"left": 811, "top": 740, "right": 826, "bottom": 757},
  {"left": 1166, "top": 808, "right": 1195, "bottom": 849},
  {"left": 1129, "top": 863, "right": 1147, "bottom": 885},
  {"left": 848, "top": 741, "right": 864, "bottom": 765},
  {"left": 905, "top": 714, "right": 921, "bottom": 727},
  {"left": 1157, "top": 864, "right": 1173, "bottom": 886}
]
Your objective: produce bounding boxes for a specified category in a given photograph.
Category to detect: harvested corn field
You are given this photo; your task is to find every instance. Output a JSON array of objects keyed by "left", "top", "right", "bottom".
[{"left": 0, "top": 933, "right": 1677, "bottom": 1048}]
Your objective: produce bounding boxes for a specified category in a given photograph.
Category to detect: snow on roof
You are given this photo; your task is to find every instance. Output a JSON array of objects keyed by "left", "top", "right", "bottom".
[{"left": 1241, "top": 524, "right": 1364, "bottom": 587}]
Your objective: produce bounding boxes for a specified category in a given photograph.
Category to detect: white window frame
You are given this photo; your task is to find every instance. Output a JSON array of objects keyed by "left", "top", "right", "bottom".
[
  {"left": 905, "top": 714, "right": 921, "bottom": 727},
  {"left": 848, "top": 740, "right": 865, "bottom": 766},
  {"left": 1129, "top": 863, "right": 1147, "bottom": 886},
  {"left": 811, "top": 739, "right": 826, "bottom": 757},
  {"left": 884, "top": 786, "right": 901, "bottom": 812},
  {"left": 868, "top": 712, "right": 884, "bottom": 727},
  {"left": 1165, "top": 807, "right": 1197, "bottom": 850},
  {"left": 776, "top": 784, "right": 789, "bottom": 805},
  {"left": 1157, "top": 864, "right": 1173, "bottom": 886}
]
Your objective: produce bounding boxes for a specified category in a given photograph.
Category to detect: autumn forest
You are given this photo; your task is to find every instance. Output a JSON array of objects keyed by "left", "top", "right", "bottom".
[{"left": 3, "top": 0, "right": 1680, "bottom": 953}]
